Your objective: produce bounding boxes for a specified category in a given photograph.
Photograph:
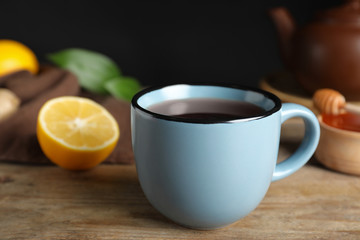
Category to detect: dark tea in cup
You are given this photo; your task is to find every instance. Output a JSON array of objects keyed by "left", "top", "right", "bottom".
[{"left": 148, "top": 98, "right": 266, "bottom": 121}]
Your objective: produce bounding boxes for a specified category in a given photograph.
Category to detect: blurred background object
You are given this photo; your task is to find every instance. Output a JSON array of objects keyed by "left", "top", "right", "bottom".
[
  {"left": 269, "top": 0, "right": 360, "bottom": 101},
  {"left": 0, "top": 0, "right": 341, "bottom": 87}
]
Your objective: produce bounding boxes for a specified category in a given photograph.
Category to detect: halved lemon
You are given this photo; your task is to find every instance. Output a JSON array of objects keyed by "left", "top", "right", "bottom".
[{"left": 37, "top": 96, "right": 120, "bottom": 170}]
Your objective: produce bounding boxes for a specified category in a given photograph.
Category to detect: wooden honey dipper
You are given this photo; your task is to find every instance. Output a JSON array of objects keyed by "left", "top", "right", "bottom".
[{"left": 313, "top": 88, "right": 360, "bottom": 115}]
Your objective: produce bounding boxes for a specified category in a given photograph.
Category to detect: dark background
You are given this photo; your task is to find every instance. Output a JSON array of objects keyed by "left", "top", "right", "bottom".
[{"left": 0, "top": 0, "right": 341, "bottom": 87}]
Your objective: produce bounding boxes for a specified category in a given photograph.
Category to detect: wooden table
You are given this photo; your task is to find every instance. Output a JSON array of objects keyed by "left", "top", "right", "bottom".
[{"left": 1, "top": 122, "right": 360, "bottom": 239}]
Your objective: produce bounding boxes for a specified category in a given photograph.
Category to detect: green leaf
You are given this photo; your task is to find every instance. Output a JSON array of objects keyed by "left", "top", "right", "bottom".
[
  {"left": 47, "top": 48, "right": 121, "bottom": 94},
  {"left": 104, "top": 77, "right": 141, "bottom": 101}
]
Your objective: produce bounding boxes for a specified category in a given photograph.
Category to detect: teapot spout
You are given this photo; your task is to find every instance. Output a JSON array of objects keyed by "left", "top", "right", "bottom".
[{"left": 268, "top": 7, "right": 296, "bottom": 68}]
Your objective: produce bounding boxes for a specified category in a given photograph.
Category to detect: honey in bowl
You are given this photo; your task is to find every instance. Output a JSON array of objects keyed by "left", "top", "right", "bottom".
[{"left": 322, "top": 112, "right": 360, "bottom": 132}]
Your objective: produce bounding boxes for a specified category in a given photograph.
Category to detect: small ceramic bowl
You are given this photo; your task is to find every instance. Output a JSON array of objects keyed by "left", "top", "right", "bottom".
[{"left": 315, "top": 115, "right": 360, "bottom": 175}]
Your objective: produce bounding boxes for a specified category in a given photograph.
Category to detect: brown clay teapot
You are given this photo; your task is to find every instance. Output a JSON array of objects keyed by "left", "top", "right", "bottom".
[{"left": 269, "top": 0, "right": 360, "bottom": 101}]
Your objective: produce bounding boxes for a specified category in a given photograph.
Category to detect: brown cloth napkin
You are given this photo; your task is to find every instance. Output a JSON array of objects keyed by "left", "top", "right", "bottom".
[{"left": 0, "top": 65, "right": 134, "bottom": 165}]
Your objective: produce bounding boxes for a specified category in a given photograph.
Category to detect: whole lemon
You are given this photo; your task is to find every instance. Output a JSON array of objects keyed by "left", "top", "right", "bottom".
[{"left": 0, "top": 39, "right": 39, "bottom": 77}]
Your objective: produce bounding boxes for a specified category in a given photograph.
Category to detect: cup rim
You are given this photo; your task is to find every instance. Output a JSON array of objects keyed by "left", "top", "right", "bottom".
[{"left": 131, "top": 83, "right": 282, "bottom": 124}]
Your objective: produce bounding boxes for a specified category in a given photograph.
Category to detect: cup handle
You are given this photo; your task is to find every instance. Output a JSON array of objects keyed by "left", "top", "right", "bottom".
[{"left": 272, "top": 103, "right": 320, "bottom": 182}]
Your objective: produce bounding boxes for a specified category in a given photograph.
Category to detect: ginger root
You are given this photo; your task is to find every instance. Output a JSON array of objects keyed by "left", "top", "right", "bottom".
[{"left": 0, "top": 88, "right": 20, "bottom": 122}]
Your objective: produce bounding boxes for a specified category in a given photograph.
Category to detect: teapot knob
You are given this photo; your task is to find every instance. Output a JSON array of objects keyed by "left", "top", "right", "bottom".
[{"left": 346, "top": 0, "right": 360, "bottom": 9}]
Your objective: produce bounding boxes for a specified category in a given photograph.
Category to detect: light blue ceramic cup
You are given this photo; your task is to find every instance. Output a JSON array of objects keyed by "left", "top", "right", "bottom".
[{"left": 131, "top": 84, "right": 320, "bottom": 230}]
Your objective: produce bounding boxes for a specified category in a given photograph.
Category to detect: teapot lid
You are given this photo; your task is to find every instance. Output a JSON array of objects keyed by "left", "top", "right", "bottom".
[{"left": 318, "top": 0, "right": 360, "bottom": 23}]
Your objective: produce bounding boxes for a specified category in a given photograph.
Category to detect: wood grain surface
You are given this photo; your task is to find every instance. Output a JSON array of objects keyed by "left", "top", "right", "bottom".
[
  {"left": 1, "top": 160, "right": 360, "bottom": 239},
  {"left": 1, "top": 121, "right": 360, "bottom": 239}
]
